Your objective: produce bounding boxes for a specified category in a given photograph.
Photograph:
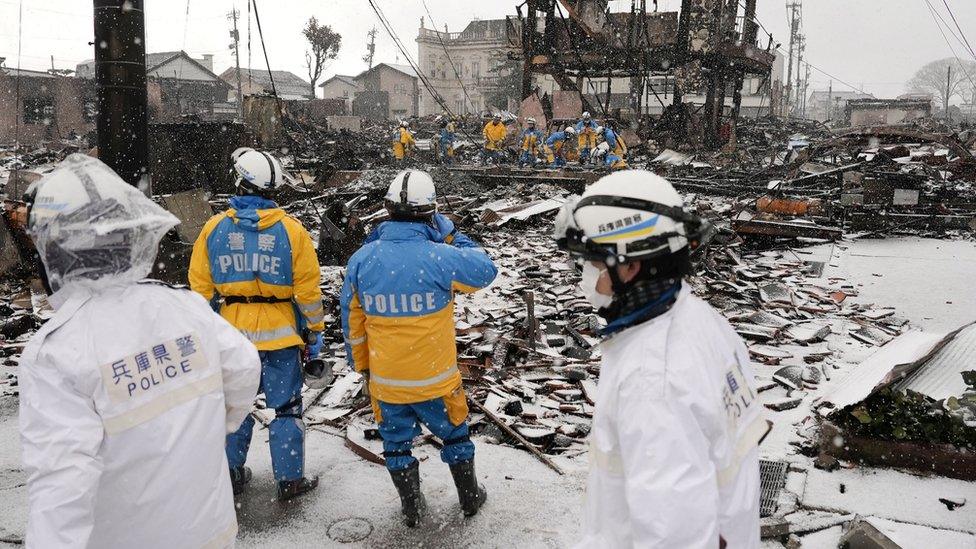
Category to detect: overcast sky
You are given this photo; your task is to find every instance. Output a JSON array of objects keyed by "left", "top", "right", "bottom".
[{"left": 1, "top": 0, "right": 975, "bottom": 99}]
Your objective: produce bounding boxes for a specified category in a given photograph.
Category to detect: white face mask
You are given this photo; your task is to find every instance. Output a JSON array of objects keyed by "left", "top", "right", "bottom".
[{"left": 580, "top": 262, "right": 613, "bottom": 310}]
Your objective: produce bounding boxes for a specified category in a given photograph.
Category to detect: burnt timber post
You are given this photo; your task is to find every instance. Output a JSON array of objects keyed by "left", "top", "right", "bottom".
[{"left": 93, "top": 0, "right": 150, "bottom": 191}]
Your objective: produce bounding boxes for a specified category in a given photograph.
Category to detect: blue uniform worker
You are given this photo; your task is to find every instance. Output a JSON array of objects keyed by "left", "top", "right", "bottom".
[
  {"left": 545, "top": 127, "right": 577, "bottom": 168},
  {"left": 439, "top": 121, "right": 455, "bottom": 165},
  {"left": 518, "top": 118, "right": 544, "bottom": 168},
  {"left": 603, "top": 127, "right": 629, "bottom": 170},
  {"left": 341, "top": 169, "right": 497, "bottom": 526},
  {"left": 575, "top": 113, "right": 599, "bottom": 163},
  {"left": 189, "top": 148, "right": 323, "bottom": 501}
]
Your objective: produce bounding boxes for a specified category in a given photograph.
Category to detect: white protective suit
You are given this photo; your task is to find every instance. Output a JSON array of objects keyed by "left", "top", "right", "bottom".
[
  {"left": 19, "top": 283, "right": 260, "bottom": 548},
  {"left": 18, "top": 154, "right": 261, "bottom": 548},
  {"left": 576, "top": 286, "right": 769, "bottom": 549}
]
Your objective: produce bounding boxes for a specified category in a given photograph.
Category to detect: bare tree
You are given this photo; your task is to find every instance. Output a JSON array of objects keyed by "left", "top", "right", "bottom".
[
  {"left": 907, "top": 57, "right": 976, "bottom": 113},
  {"left": 303, "top": 17, "right": 341, "bottom": 99}
]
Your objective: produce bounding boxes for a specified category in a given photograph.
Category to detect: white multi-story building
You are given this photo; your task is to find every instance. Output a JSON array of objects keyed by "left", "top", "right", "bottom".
[{"left": 416, "top": 18, "right": 515, "bottom": 116}]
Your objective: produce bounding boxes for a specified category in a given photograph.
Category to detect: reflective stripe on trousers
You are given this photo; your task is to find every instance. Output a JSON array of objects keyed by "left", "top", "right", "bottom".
[{"left": 370, "top": 366, "right": 460, "bottom": 388}]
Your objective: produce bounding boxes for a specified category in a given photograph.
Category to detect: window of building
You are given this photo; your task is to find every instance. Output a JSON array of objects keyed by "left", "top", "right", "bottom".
[
  {"left": 342, "top": 90, "right": 349, "bottom": 98},
  {"left": 23, "top": 97, "right": 55, "bottom": 125},
  {"left": 472, "top": 62, "right": 481, "bottom": 79}
]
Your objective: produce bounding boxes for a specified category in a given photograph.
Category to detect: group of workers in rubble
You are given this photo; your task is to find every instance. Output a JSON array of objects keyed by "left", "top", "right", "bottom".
[
  {"left": 391, "top": 111, "right": 628, "bottom": 170},
  {"left": 17, "top": 141, "right": 765, "bottom": 547}
]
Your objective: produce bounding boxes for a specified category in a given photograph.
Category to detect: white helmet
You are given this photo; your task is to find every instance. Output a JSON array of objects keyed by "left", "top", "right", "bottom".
[
  {"left": 231, "top": 146, "right": 254, "bottom": 162},
  {"left": 565, "top": 126, "right": 577, "bottom": 135},
  {"left": 385, "top": 169, "right": 437, "bottom": 218},
  {"left": 554, "top": 170, "right": 707, "bottom": 266},
  {"left": 24, "top": 154, "right": 179, "bottom": 293},
  {"left": 582, "top": 111, "right": 591, "bottom": 120},
  {"left": 526, "top": 117, "right": 537, "bottom": 125},
  {"left": 234, "top": 149, "right": 291, "bottom": 196},
  {"left": 596, "top": 125, "right": 605, "bottom": 135}
]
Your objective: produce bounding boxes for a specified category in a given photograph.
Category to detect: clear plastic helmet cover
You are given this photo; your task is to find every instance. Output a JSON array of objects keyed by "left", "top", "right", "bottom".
[{"left": 26, "top": 154, "right": 179, "bottom": 293}]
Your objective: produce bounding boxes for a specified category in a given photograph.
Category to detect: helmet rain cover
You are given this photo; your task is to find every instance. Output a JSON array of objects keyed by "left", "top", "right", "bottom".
[{"left": 27, "top": 154, "right": 179, "bottom": 293}]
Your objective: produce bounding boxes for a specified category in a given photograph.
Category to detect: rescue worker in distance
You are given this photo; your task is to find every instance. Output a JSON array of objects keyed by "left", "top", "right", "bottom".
[
  {"left": 545, "top": 125, "right": 577, "bottom": 168},
  {"left": 599, "top": 123, "right": 628, "bottom": 170},
  {"left": 482, "top": 113, "right": 508, "bottom": 164},
  {"left": 19, "top": 155, "right": 261, "bottom": 548},
  {"left": 438, "top": 118, "right": 456, "bottom": 165},
  {"left": 190, "top": 148, "right": 324, "bottom": 501},
  {"left": 554, "top": 170, "right": 769, "bottom": 548},
  {"left": 575, "top": 111, "right": 599, "bottom": 163},
  {"left": 341, "top": 170, "right": 498, "bottom": 527},
  {"left": 393, "top": 120, "right": 416, "bottom": 161},
  {"left": 518, "top": 117, "right": 544, "bottom": 168}
]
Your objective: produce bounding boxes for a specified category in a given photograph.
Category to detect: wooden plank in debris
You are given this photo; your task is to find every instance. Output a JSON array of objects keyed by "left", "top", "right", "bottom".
[
  {"left": 345, "top": 424, "right": 385, "bottom": 467},
  {"left": 732, "top": 217, "right": 842, "bottom": 241},
  {"left": 469, "top": 398, "right": 565, "bottom": 475}
]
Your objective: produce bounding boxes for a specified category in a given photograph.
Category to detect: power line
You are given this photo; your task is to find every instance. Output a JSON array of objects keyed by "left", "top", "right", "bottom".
[
  {"left": 420, "top": 0, "right": 477, "bottom": 114},
  {"left": 941, "top": 0, "right": 976, "bottom": 61},
  {"left": 923, "top": 0, "right": 976, "bottom": 95}
]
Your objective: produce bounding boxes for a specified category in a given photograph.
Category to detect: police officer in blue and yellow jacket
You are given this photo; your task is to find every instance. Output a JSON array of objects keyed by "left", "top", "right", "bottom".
[
  {"left": 341, "top": 169, "right": 497, "bottom": 527},
  {"left": 518, "top": 117, "right": 544, "bottom": 168},
  {"left": 189, "top": 148, "right": 323, "bottom": 501}
]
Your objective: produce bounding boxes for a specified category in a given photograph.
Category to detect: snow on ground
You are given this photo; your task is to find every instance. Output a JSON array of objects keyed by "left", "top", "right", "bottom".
[
  {"left": 3, "top": 236, "right": 976, "bottom": 546},
  {"left": 801, "top": 466, "right": 976, "bottom": 534},
  {"left": 0, "top": 403, "right": 585, "bottom": 547},
  {"left": 233, "top": 428, "right": 584, "bottom": 548},
  {"left": 807, "top": 237, "right": 976, "bottom": 332}
]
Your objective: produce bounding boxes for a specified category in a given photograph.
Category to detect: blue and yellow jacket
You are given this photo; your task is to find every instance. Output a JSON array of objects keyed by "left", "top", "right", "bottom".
[
  {"left": 576, "top": 119, "right": 599, "bottom": 148},
  {"left": 189, "top": 195, "right": 325, "bottom": 351},
  {"left": 546, "top": 131, "right": 572, "bottom": 149},
  {"left": 340, "top": 221, "right": 497, "bottom": 403},
  {"left": 520, "top": 128, "right": 544, "bottom": 155}
]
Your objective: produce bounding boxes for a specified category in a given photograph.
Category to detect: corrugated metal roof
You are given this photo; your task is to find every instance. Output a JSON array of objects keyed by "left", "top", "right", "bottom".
[{"left": 897, "top": 322, "right": 976, "bottom": 400}]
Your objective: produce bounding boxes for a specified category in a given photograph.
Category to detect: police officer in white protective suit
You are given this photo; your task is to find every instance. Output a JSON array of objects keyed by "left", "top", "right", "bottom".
[
  {"left": 18, "top": 155, "right": 261, "bottom": 548},
  {"left": 554, "top": 170, "right": 770, "bottom": 548}
]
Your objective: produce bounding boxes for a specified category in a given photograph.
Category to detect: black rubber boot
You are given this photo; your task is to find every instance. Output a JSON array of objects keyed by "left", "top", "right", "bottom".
[
  {"left": 277, "top": 476, "right": 319, "bottom": 501},
  {"left": 449, "top": 460, "right": 488, "bottom": 517},
  {"left": 229, "top": 466, "right": 252, "bottom": 496},
  {"left": 389, "top": 461, "right": 426, "bottom": 527}
]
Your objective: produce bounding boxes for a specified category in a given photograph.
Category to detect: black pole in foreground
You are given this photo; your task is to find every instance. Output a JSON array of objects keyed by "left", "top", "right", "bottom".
[{"left": 93, "top": 0, "right": 150, "bottom": 191}]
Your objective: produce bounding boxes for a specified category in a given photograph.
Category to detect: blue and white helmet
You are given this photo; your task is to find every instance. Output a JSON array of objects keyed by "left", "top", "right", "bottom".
[
  {"left": 554, "top": 170, "right": 707, "bottom": 264},
  {"left": 384, "top": 169, "right": 437, "bottom": 218},
  {"left": 233, "top": 149, "right": 290, "bottom": 195}
]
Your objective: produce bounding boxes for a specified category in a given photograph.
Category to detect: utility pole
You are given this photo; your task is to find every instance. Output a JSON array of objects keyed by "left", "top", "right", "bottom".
[
  {"left": 785, "top": 0, "right": 801, "bottom": 117},
  {"left": 946, "top": 65, "right": 952, "bottom": 124},
  {"left": 795, "top": 34, "right": 805, "bottom": 117},
  {"left": 803, "top": 62, "right": 810, "bottom": 118},
  {"left": 363, "top": 27, "right": 377, "bottom": 70},
  {"left": 827, "top": 80, "right": 832, "bottom": 123},
  {"left": 228, "top": 8, "right": 244, "bottom": 121},
  {"left": 93, "top": 0, "right": 150, "bottom": 191}
]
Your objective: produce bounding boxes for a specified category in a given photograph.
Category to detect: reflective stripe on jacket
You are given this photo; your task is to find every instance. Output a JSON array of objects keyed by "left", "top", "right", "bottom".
[
  {"left": 19, "top": 282, "right": 260, "bottom": 548},
  {"left": 340, "top": 221, "right": 497, "bottom": 403},
  {"left": 189, "top": 195, "right": 324, "bottom": 351},
  {"left": 520, "top": 129, "right": 543, "bottom": 154},
  {"left": 576, "top": 287, "right": 768, "bottom": 548}
]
